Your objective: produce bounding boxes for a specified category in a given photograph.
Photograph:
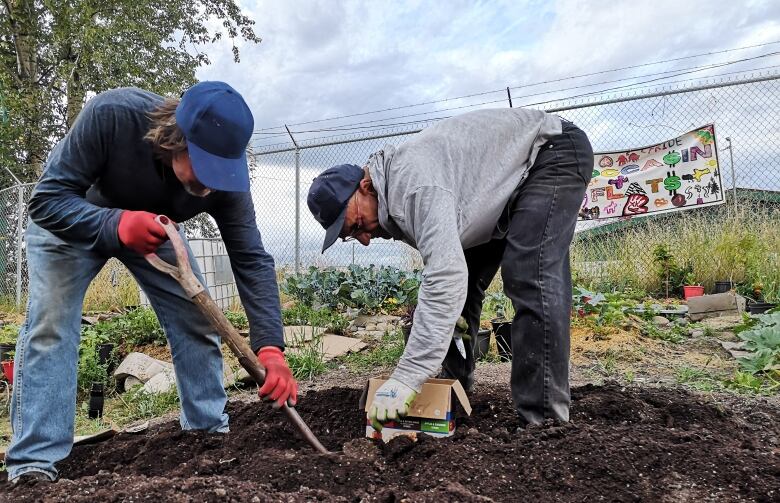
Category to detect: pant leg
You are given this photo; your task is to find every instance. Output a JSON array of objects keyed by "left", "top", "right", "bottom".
[
  {"left": 502, "top": 122, "right": 593, "bottom": 425},
  {"left": 118, "top": 230, "right": 228, "bottom": 432},
  {"left": 6, "top": 223, "right": 106, "bottom": 481},
  {"left": 440, "top": 240, "right": 505, "bottom": 391}
]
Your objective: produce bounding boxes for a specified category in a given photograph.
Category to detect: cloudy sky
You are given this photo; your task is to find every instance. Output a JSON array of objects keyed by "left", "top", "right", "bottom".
[
  {"left": 193, "top": 0, "right": 780, "bottom": 266},
  {"left": 198, "top": 0, "right": 780, "bottom": 140}
]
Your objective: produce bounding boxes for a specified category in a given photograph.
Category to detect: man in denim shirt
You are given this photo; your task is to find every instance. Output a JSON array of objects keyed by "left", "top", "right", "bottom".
[{"left": 6, "top": 81, "right": 297, "bottom": 484}]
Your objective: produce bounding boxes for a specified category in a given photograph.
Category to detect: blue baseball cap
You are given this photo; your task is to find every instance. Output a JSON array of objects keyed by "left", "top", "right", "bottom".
[
  {"left": 176, "top": 81, "right": 253, "bottom": 192},
  {"left": 307, "top": 164, "right": 364, "bottom": 252}
]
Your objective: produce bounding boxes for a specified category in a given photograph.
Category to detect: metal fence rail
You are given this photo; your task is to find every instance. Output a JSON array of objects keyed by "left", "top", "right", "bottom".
[
  {"left": 2, "top": 73, "right": 779, "bottom": 302},
  {"left": 251, "top": 73, "right": 780, "bottom": 283}
]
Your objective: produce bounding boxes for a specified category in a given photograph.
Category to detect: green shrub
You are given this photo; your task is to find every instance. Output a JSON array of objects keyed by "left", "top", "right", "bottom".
[
  {"left": 102, "top": 307, "right": 166, "bottom": 346},
  {"left": 113, "top": 386, "right": 180, "bottom": 423},
  {"left": 285, "top": 328, "right": 328, "bottom": 381},
  {"left": 0, "top": 324, "right": 19, "bottom": 345},
  {"left": 224, "top": 310, "right": 249, "bottom": 330},
  {"left": 283, "top": 265, "right": 421, "bottom": 313},
  {"left": 343, "top": 329, "right": 406, "bottom": 372},
  {"left": 77, "top": 329, "right": 115, "bottom": 395},
  {"left": 282, "top": 305, "right": 349, "bottom": 334}
]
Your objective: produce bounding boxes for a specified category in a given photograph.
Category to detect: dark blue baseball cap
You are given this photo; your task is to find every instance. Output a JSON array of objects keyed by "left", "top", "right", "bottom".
[
  {"left": 176, "top": 81, "right": 253, "bottom": 192},
  {"left": 307, "top": 164, "right": 364, "bottom": 252}
]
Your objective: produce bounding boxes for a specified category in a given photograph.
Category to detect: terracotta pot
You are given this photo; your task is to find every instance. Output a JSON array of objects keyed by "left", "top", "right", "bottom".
[
  {"left": 683, "top": 286, "right": 705, "bottom": 300},
  {"left": 2, "top": 359, "right": 14, "bottom": 385}
]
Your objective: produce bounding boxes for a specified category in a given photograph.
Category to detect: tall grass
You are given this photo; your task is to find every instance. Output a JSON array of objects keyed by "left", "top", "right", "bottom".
[
  {"left": 83, "top": 259, "right": 140, "bottom": 312},
  {"left": 572, "top": 206, "right": 779, "bottom": 300}
]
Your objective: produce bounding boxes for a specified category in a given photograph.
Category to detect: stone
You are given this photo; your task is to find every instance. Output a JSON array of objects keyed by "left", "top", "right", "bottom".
[
  {"left": 376, "top": 322, "right": 388, "bottom": 332},
  {"left": 689, "top": 329, "right": 705, "bottom": 338},
  {"left": 688, "top": 292, "right": 745, "bottom": 322},
  {"left": 365, "top": 323, "right": 377, "bottom": 331},
  {"left": 366, "top": 330, "right": 386, "bottom": 340},
  {"left": 674, "top": 318, "right": 689, "bottom": 326},
  {"left": 652, "top": 316, "right": 670, "bottom": 327},
  {"left": 142, "top": 369, "right": 176, "bottom": 394}
]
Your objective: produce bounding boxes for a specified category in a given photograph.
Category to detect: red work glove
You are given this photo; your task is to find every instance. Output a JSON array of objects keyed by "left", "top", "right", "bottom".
[
  {"left": 117, "top": 211, "right": 168, "bottom": 255},
  {"left": 257, "top": 346, "right": 298, "bottom": 408}
]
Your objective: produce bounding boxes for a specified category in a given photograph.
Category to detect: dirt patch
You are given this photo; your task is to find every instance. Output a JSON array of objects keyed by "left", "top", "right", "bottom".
[{"left": 2, "top": 384, "right": 779, "bottom": 502}]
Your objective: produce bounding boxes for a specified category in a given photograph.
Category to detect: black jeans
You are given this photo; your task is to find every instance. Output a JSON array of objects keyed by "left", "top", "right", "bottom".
[{"left": 440, "top": 121, "right": 593, "bottom": 424}]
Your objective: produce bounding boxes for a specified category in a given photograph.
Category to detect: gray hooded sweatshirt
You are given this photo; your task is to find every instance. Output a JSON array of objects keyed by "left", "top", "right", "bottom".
[{"left": 367, "top": 108, "right": 562, "bottom": 391}]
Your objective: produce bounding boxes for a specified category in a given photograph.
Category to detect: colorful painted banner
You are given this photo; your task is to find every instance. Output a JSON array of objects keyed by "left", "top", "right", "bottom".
[{"left": 579, "top": 124, "right": 724, "bottom": 221}]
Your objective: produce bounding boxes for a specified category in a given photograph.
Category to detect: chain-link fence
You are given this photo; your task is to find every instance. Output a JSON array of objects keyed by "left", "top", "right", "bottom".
[
  {"left": 252, "top": 74, "right": 780, "bottom": 291},
  {"left": 1, "top": 74, "right": 779, "bottom": 303},
  {"left": 0, "top": 183, "right": 34, "bottom": 306}
]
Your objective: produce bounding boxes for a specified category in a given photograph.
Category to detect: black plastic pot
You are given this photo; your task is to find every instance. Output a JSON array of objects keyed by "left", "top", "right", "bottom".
[
  {"left": 747, "top": 302, "right": 777, "bottom": 314},
  {"left": 97, "top": 342, "right": 116, "bottom": 373},
  {"left": 714, "top": 281, "right": 733, "bottom": 294},
  {"left": 0, "top": 343, "right": 15, "bottom": 363},
  {"left": 491, "top": 318, "right": 512, "bottom": 361},
  {"left": 88, "top": 382, "right": 105, "bottom": 419},
  {"left": 474, "top": 329, "right": 491, "bottom": 361}
]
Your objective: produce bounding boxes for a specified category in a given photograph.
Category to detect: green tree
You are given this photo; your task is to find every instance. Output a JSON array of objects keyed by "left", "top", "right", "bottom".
[{"left": 0, "top": 0, "right": 260, "bottom": 186}]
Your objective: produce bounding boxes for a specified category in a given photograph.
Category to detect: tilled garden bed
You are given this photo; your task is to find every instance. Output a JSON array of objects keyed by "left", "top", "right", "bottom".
[{"left": 2, "top": 384, "right": 779, "bottom": 502}]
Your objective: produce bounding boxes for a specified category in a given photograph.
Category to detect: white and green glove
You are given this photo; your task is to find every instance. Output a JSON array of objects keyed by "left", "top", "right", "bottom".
[{"left": 369, "top": 378, "right": 418, "bottom": 431}]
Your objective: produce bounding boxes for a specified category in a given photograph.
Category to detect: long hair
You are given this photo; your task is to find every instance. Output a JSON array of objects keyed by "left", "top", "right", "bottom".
[{"left": 144, "top": 98, "right": 186, "bottom": 165}]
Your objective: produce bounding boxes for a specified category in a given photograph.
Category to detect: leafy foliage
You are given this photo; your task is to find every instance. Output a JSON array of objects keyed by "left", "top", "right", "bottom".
[
  {"left": 652, "top": 245, "right": 692, "bottom": 298},
  {"left": 282, "top": 305, "right": 349, "bottom": 335},
  {"left": 283, "top": 265, "right": 422, "bottom": 314},
  {"left": 224, "top": 310, "right": 249, "bottom": 331},
  {"left": 0, "top": 324, "right": 19, "bottom": 345},
  {"left": 736, "top": 311, "right": 780, "bottom": 377},
  {"left": 105, "top": 307, "right": 167, "bottom": 347},
  {"left": 0, "top": 0, "right": 260, "bottom": 180},
  {"left": 76, "top": 327, "right": 117, "bottom": 394},
  {"left": 113, "top": 386, "right": 180, "bottom": 423}
]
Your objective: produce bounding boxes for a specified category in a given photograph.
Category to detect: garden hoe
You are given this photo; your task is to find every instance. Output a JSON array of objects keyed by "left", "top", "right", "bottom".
[{"left": 144, "top": 215, "right": 330, "bottom": 455}]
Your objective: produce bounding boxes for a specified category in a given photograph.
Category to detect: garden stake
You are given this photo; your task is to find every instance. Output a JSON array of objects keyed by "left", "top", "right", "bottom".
[{"left": 144, "top": 215, "right": 330, "bottom": 455}]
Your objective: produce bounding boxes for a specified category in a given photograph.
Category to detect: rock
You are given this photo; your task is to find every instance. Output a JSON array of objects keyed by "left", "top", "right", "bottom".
[
  {"left": 352, "top": 315, "right": 372, "bottom": 328},
  {"left": 142, "top": 369, "right": 176, "bottom": 394},
  {"left": 366, "top": 330, "right": 386, "bottom": 340},
  {"left": 689, "top": 329, "right": 705, "bottom": 338},
  {"left": 365, "top": 323, "right": 377, "bottom": 331},
  {"left": 114, "top": 352, "right": 173, "bottom": 383},
  {"left": 674, "top": 318, "right": 689, "bottom": 326},
  {"left": 345, "top": 307, "right": 360, "bottom": 319},
  {"left": 652, "top": 316, "right": 670, "bottom": 327},
  {"left": 214, "top": 488, "right": 227, "bottom": 497},
  {"left": 376, "top": 322, "right": 388, "bottom": 332}
]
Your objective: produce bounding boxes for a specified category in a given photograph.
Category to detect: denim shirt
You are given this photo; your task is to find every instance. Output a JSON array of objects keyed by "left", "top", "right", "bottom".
[{"left": 27, "top": 87, "right": 283, "bottom": 352}]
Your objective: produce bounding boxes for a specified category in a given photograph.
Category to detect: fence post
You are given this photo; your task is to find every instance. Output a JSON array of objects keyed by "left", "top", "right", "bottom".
[
  {"left": 506, "top": 87, "right": 513, "bottom": 108},
  {"left": 15, "top": 184, "right": 23, "bottom": 306},
  {"left": 724, "top": 137, "right": 738, "bottom": 216},
  {"left": 285, "top": 125, "right": 301, "bottom": 275}
]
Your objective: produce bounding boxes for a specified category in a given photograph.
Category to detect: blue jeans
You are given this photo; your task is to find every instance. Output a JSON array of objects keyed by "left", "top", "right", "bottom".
[
  {"left": 441, "top": 121, "right": 593, "bottom": 425},
  {"left": 6, "top": 222, "right": 228, "bottom": 481}
]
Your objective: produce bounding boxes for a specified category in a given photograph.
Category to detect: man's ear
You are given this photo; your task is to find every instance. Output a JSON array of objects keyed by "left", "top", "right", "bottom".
[{"left": 359, "top": 177, "right": 377, "bottom": 196}]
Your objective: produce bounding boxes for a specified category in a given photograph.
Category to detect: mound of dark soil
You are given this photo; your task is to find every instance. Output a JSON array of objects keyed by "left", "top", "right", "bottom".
[{"left": 2, "top": 384, "right": 779, "bottom": 502}]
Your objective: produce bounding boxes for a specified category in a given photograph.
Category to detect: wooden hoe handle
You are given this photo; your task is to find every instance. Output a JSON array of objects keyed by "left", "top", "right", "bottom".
[{"left": 144, "top": 215, "right": 330, "bottom": 455}]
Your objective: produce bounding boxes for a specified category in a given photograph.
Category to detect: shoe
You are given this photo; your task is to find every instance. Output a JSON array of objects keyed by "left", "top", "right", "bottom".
[{"left": 10, "top": 471, "right": 54, "bottom": 486}]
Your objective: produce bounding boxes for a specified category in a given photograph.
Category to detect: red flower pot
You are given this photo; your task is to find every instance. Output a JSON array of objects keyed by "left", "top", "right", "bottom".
[
  {"left": 2, "top": 360, "right": 13, "bottom": 385},
  {"left": 683, "top": 286, "right": 705, "bottom": 300}
]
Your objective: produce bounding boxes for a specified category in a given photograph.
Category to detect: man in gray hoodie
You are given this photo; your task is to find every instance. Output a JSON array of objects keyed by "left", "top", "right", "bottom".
[{"left": 307, "top": 108, "right": 593, "bottom": 428}]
